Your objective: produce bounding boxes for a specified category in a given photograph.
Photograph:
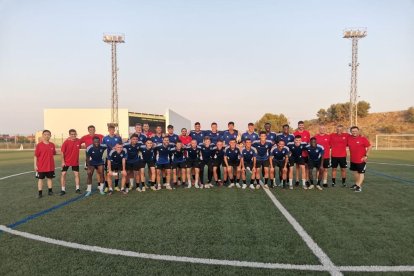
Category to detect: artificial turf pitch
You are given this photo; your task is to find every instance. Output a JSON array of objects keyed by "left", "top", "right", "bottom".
[{"left": 0, "top": 150, "right": 413, "bottom": 275}]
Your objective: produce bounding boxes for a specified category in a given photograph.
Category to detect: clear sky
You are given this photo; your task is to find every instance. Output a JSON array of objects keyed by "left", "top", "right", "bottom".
[{"left": 1, "top": 0, "right": 413, "bottom": 134}]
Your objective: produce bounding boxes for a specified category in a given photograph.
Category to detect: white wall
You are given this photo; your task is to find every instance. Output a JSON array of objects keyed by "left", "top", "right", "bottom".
[{"left": 165, "top": 109, "right": 192, "bottom": 134}]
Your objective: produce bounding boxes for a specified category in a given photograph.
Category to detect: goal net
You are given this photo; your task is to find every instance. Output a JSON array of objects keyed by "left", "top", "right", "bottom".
[{"left": 375, "top": 134, "right": 414, "bottom": 150}]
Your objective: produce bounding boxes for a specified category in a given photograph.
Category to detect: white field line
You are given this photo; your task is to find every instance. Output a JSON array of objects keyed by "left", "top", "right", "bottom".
[
  {"left": 1, "top": 225, "right": 413, "bottom": 273},
  {"left": 370, "top": 161, "right": 414, "bottom": 167},
  {"left": 262, "top": 188, "right": 342, "bottom": 276},
  {"left": 0, "top": 171, "right": 34, "bottom": 180}
]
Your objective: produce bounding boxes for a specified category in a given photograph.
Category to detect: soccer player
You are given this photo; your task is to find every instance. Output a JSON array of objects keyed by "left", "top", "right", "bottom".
[
  {"left": 166, "top": 125, "right": 179, "bottom": 145},
  {"left": 294, "top": 121, "right": 311, "bottom": 185},
  {"left": 185, "top": 139, "right": 201, "bottom": 188},
  {"left": 347, "top": 126, "right": 371, "bottom": 192},
  {"left": 131, "top": 123, "right": 147, "bottom": 143},
  {"left": 103, "top": 125, "right": 123, "bottom": 191},
  {"left": 179, "top": 128, "right": 192, "bottom": 146},
  {"left": 252, "top": 131, "right": 273, "bottom": 189},
  {"left": 305, "top": 137, "right": 324, "bottom": 190},
  {"left": 314, "top": 125, "right": 331, "bottom": 187},
  {"left": 212, "top": 140, "right": 226, "bottom": 186},
  {"left": 276, "top": 124, "right": 295, "bottom": 145},
  {"left": 151, "top": 126, "right": 164, "bottom": 146},
  {"left": 34, "top": 130, "right": 56, "bottom": 198},
  {"left": 286, "top": 136, "right": 308, "bottom": 189},
  {"left": 199, "top": 136, "right": 215, "bottom": 188},
  {"left": 170, "top": 141, "right": 187, "bottom": 187},
  {"left": 107, "top": 142, "right": 127, "bottom": 195},
  {"left": 264, "top": 123, "right": 277, "bottom": 144},
  {"left": 143, "top": 123, "right": 154, "bottom": 139},
  {"left": 190, "top": 122, "right": 205, "bottom": 145},
  {"left": 60, "top": 129, "right": 81, "bottom": 196},
  {"left": 222, "top": 121, "right": 239, "bottom": 146},
  {"left": 205, "top": 122, "right": 223, "bottom": 146},
  {"left": 330, "top": 124, "right": 349, "bottom": 187},
  {"left": 85, "top": 136, "right": 107, "bottom": 196},
  {"left": 241, "top": 123, "right": 259, "bottom": 144},
  {"left": 80, "top": 125, "right": 104, "bottom": 171},
  {"left": 270, "top": 140, "right": 290, "bottom": 188},
  {"left": 140, "top": 140, "right": 157, "bottom": 190},
  {"left": 224, "top": 138, "right": 242, "bottom": 188},
  {"left": 123, "top": 134, "right": 143, "bottom": 192},
  {"left": 154, "top": 136, "right": 173, "bottom": 190},
  {"left": 240, "top": 138, "right": 257, "bottom": 189}
]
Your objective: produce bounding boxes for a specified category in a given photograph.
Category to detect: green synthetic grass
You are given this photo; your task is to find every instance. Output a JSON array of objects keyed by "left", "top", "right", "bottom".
[{"left": 0, "top": 150, "right": 413, "bottom": 275}]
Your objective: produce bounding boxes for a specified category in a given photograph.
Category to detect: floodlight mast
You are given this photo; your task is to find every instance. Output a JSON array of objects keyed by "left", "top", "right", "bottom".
[
  {"left": 103, "top": 33, "right": 125, "bottom": 133},
  {"left": 343, "top": 28, "right": 366, "bottom": 127}
]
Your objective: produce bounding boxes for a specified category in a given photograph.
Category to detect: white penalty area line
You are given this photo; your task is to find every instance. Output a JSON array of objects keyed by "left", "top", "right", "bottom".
[
  {"left": 0, "top": 171, "right": 34, "bottom": 181},
  {"left": 1, "top": 225, "right": 413, "bottom": 273}
]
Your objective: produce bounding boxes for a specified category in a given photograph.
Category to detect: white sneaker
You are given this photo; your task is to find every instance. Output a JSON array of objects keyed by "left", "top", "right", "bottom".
[
  {"left": 316, "top": 185, "right": 323, "bottom": 191},
  {"left": 256, "top": 184, "right": 261, "bottom": 190},
  {"left": 166, "top": 184, "right": 172, "bottom": 190},
  {"left": 195, "top": 183, "right": 200, "bottom": 189},
  {"left": 264, "top": 184, "right": 269, "bottom": 189},
  {"left": 141, "top": 187, "right": 146, "bottom": 192},
  {"left": 151, "top": 186, "right": 157, "bottom": 191},
  {"left": 208, "top": 183, "right": 213, "bottom": 188},
  {"left": 157, "top": 184, "right": 162, "bottom": 190},
  {"left": 308, "top": 184, "right": 315, "bottom": 190},
  {"left": 302, "top": 185, "right": 308, "bottom": 190},
  {"left": 242, "top": 184, "right": 247, "bottom": 189},
  {"left": 136, "top": 187, "right": 142, "bottom": 192},
  {"left": 187, "top": 183, "right": 192, "bottom": 189},
  {"left": 289, "top": 185, "right": 293, "bottom": 190},
  {"left": 200, "top": 184, "right": 204, "bottom": 189},
  {"left": 228, "top": 183, "right": 235, "bottom": 188},
  {"left": 249, "top": 184, "right": 255, "bottom": 190},
  {"left": 236, "top": 183, "right": 241, "bottom": 188}
]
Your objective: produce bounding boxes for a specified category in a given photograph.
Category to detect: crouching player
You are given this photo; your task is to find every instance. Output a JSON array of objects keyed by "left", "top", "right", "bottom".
[
  {"left": 286, "top": 136, "right": 308, "bottom": 189},
  {"left": 269, "top": 140, "right": 290, "bottom": 189},
  {"left": 107, "top": 143, "right": 127, "bottom": 195},
  {"left": 85, "top": 136, "right": 107, "bottom": 196},
  {"left": 305, "top": 137, "right": 324, "bottom": 190},
  {"left": 240, "top": 138, "right": 257, "bottom": 189},
  {"left": 170, "top": 141, "right": 187, "bottom": 188},
  {"left": 124, "top": 134, "right": 143, "bottom": 192}
]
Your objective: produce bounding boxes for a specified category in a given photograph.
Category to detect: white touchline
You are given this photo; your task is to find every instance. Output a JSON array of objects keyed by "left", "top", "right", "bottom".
[
  {"left": 0, "top": 171, "right": 34, "bottom": 181},
  {"left": 1, "top": 225, "right": 413, "bottom": 273},
  {"left": 262, "top": 188, "right": 343, "bottom": 276},
  {"left": 370, "top": 162, "right": 414, "bottom": 167}
]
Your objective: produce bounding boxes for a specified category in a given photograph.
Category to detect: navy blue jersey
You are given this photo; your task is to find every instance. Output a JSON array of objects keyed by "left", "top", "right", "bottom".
[
  {"left": 265, "top": 132, "right": 278, "bottom": 144},
  {"left": 199, "top": 144, "right": 216, "bottom": 161},
  {"left": 140, "top": 146, "right": 155, "bottom": 163},
  {"left": 241, "top": 131, "right": 259, "bottom": 143},
  {"left": 186, "top": 145, "right": 201, "bottom": 160},
  {"left": 222, "top": 130, "right": 238, "bottom": 145},
  {"left": 155, "top": 143, "right": 172, "bottom": 165},
  {"left": 189, "top": 130, "right": 205, "bottom": 145},
  {"left": 252, "top": 140, "right": 273, "bottom": 161},
  {"left": 170, "top": 147, "right": 186, "bottom": 164},
  {"left": 204, "top": 130, "right": 223, "bottom": 145},
  {"left": 123, "top": 142, "right": 142, "bottom": 164},
  {"left": 276, "top": 133, "right": 295, "bottom": 145},
  {"left": 270, "top": 145, "right": 290, "bottom": 161},
  {"left": 286, "top": 142, "right": 307, "bottom": 159},
  {"left": 151, "top": 135, "right": 164, "bottom": 145},
  {"left": 305, "top": 145, "right": 325, "bottom": 161},
  {"left": 241, "top": 147, "right": 257, "bottom": 163},
  {"left": 225, "top": 146, "right": 241, "bottom": 162},
  {"left": 103, "top": 135, "right": 122, "bottom": 153},
  {"left": 130, "top": 133, "right": 147, "bottom": 143},
  {"left": 167, "top": 133, "right": 179, "bottom": 145},
  {"left": 86, "top": 144, "right": 107, "bottom": 166},
  {"left": 212, "top": 147, "right": 225, "bottom": 162},
  {"left": 108, "top": 148, "right": 127, "bottom": 166}
]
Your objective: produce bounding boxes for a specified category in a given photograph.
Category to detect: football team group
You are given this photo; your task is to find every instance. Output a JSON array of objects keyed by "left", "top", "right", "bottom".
[{"left": 34, "top": 121, "right": 371, "bottom": 198}]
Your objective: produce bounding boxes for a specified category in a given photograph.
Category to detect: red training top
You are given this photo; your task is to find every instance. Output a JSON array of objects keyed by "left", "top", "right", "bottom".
[
  {"left": 144, "top": 131, "right": 154, "bottom": 139},
  {"left": 61, "top": 138, "right": 81, "bottom": 166},
  {"left": 315, "top": 134, "right": 331, "bottom": 159},
  {"left": 330, "top": 133, "right": 349, "bottom": 158},
  {"left": 347, "top": 135, "right": 371, "bottom": 164},
  {"left": 35, "top": 142, "right": 56, "bottom": 172},
  {"left": 79, "top": 134, "right": 104, "bottom": 148},
  {"left": 294, "top": 130, "right": 311, "bottom": 157},
  {"left": 179, "top": 135, "right": 192, "bottom": 146}
]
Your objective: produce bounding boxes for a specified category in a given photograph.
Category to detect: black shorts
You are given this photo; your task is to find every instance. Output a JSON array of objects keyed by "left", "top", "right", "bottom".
[
  {"left": 172, "top": 162, "right": 187, "bottom": 169},
  {"left": 62, "top": 166, "right": 79, "bottom": 172},
  {"left": 243, "top": 161, "right": 254, "bottom": 170},
  {"left": 156, "top": 163, "right": 171, "bottom": 170},
  {"left": 272, "top": 159, "right": 287, "bottom": 168},
  {"left": 37, "top": 171, "right": 55, "bottom": 179},
  {"left": 87, "top": 163, "right": 104, "bottom": 170},
  {"left": 255, "top": 159, "right": 270, "bottom": 168},
  {"left": 350, "top": 162, "right": 366, "bottom": 174},
  {"left": 322, "top": 159, "right": 331, "bottom": 169},
  {"left": 212, "top": 159, "right": 225, "bottom": 167},
  {"left": 143, "top": 160, "right": 156, "bottom": 168},
  {"left": 110, "top": 164, "right": 122, "bottom": 172},
  {"left": 290, "top": 156, "right": 305, "bottom": 166},
  {"left": 126, "top": 162, "right": 141, "bottom": 171},
  {"left": 331, "top": 157, "right": 347, "bottom": 168},
  {"left": 199, "top": 160, "right": 213, "bottom": 169},
  {"left": 308, "top": 159, "right": 322, "bottom": 170},
  {"left": 187, "top": 159, "right": 200, "bottom": 168},
  {"left": 226, "top": 159, "right": 240, "bottom": 168}
]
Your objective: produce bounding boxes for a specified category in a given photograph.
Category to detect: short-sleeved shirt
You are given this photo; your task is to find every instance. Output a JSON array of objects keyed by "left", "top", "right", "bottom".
[
  {"left": 103, "top": 135, "right": 122, "bottom": 153},
  {"left": 155, "top": 143, "right": 173, "bottom": 165},
  {"left": 151, "top": 135, "right": 164, "bottom": 145},
  {"left": 130, "top": 133, "right": 147, "bottom": 143},
  {"left": 212, "top": 147, "right": 225, "bottom": 162},
  {"left": 266, "top": 132, "right": 278, "bottom": 144},
  {"left": 170, "top": 147, "right": 186, "bottom": 164},
  {"left": 179, "top": 135, "right": 192, "bottom": 146},
  {"left": 276, "top": 133, "right": 295, "bottom": 145},
  {"left": 186, "top": 145, "right": 201, "bottom": 160},
  {"left": 315, "top": 134, "right": 331, "bottom": 159},
  {"left": 305, "top": 145, "right": 324, "bottom": 161},
  {"left": 140, "top": 146, "right": 155, "bottom": 163},
  {"left": 286, "top": 142, "right": 307, "bottom": 159},
  {"left": 222, "top": 130, "right": 238, "bottom": 145},
  {"left": 252, "top": 140, "right": 273, "bottom": 161},
  {"left": 225, "top": 146, "right": 241, "bottom": 162},
  {"left": 86, "top": 144, "right": 107, "bottom": 166},
  {"left": 108, "top": 149, "right": 127, "bottom": 166},
  {"left": 35, "top": 142, "right": 56, "bottom": 172},
  {"left": 241, "top": 131, "right": 259, "bottom": 143},
  {"left": 123, "top": 142, "right": 142, "bottom": 164},
  {"left": 347, "top": 135, "right": 371, "bottom": 164},
  {"left": 199, "top": 144, "right": 216, "bottom": 162},
  {"left": 270, "top": 145, "right": 290, "bottom": 161},
  {"left": 189, "top": 130, "right": 205, "bottom": 145},
  {"left": 167, "top": 133, "right": 180, "bottom": 145},
  {"left": 80, "top": 134, "right": 104, "bottom": 148},
  {"left": 241, "top": 147, "right": 257, "bottom": 163},
  {"left": 61, "top": 138, "right": 81, "bottom": 166},
  {"left": 294, "top": 130, "right": 311, "bottom": 157},
  {"left": 204, "top": 130, "right": 223, "bottom": 145},
  {"left": 330, "top": 133, "right": 349, "bottom": 158}
]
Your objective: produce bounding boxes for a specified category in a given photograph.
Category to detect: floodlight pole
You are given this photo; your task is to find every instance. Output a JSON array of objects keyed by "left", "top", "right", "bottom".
[
  {"left": 103, "top": 34, "right": 125, "bottom": 133},
  {"left": 343, "top": 28, "right": 366, "bottom": 127}
]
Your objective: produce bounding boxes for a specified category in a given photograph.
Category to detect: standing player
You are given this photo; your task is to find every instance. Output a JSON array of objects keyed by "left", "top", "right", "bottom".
[
  {"left": 170, "top": 141, "right": 187, "bottom": 187},
  {"left": 166, "top": 125, "right": 179, "bottom": 145},
  {"left": 305, "top": 138, "right": 324, "bottom": 190},
  {"left": 107, "top": 142, "right": 127, "bottom": 195},
  {"left": 185, "top": 139, "right": 201, "bottom": 188},
  {"left": 151, "top": 126, "right": 164, "bottom": 146},
  {"left": 276, "top": 125, "right": 295, "bottom": 145},
  {"left": 212, "top": 140, "right": 226, "bottom": 186},
  {"left": 103, "top": 125, "right": 123, "bottom": 191},
  {"left": 140, "top": 140, "right": 157, "bottom": 190},
  {"left": 190, "top": 122, "right": 205, "bottom": 145},
  {"left": 347, "top": 126, "right": 371, "bottom": 192},
  {"left": 80, "top": 125, "right": 104, "bottom": 173},
  {"left": 179, "top": 128, "right": 192, "bottom": 146},
  {"left": 240, "top": 138, "right": 257, "bottom": 189},
  {"left": 123, "top": 134, "right": 143, "bottom": 192},
  {"left": 241, "top": 123, "right": 259, "bottom": 144},
  {"left": 264, "top": 123, "right": 278, "bottom": 144},
  {"left": 205, "top": 122, "right": 222, "bottom": 146},
  {"left": 270, "top": 140, "right": 290, "bottom": 188},
  {"left": 85, "top": 137, "right": 107, "bottom": 196},
  {"left": 60, "top": 129, "right": 81, "bottom": 196},
  {"left": 199, "top": 136, "right": 215, "bottom": 188},
  {"left": 330, "top": 125, "right": 349, "bottom": 187},
  {"left": 252, "top": 131, "right": 273, "bottom": 188},
  {"left": 314, "top": 125, "right": 331, "bottom": 187},
  {"left": 154, "top": 136, "right": 173, "bottom": 190},
  {"left": 294, "top": 121, "right": 311, "bottom": 185},
  {"left": 222, "top": 122, "right": 238, "bottom": 146},
  {"left": 131, "top": 123, "right": 147, "bottom": 143},
  {"left": 143, "top": 123, "right": 154, "bottom": 139},
  {"left": 224, "top": 138, "right": 242, "bottom": 188},
  {"left": 34, "top": 130, "right": 56, "bottom": 198},
  {"left": 286, "top": 136, "right": 308, "bottom": 189}
]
